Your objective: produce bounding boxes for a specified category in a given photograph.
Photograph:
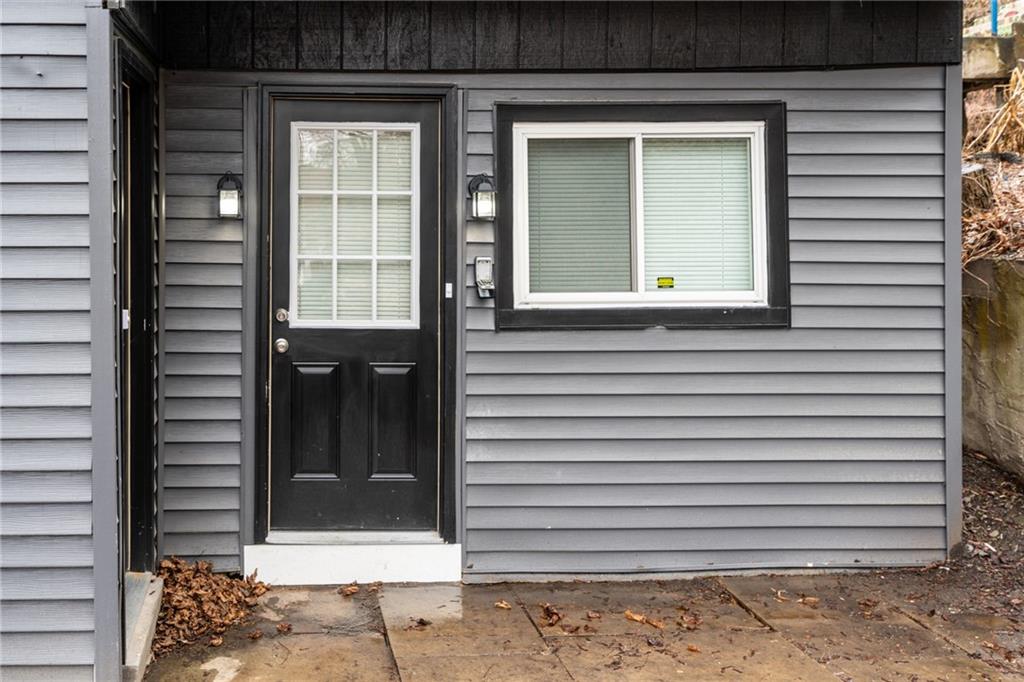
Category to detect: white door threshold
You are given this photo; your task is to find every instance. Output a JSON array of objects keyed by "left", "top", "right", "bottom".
[
  {"left": 244, "top": 541, "right": 461, "bottom": 584},
  {"left": 265, "top": 530, "right": 444, "bottom": 545}
]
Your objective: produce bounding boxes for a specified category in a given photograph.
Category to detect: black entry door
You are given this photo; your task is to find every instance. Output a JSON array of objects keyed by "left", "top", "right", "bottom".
[{"left": 270, "top": 99, "right": 440, "bottom": 530}]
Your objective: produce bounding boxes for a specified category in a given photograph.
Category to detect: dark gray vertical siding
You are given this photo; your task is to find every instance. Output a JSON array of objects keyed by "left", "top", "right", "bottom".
[
  {"left": 160, "top": 83, "right": 245, "bottom": 570},
  {"left": 460, "top": 67, "right": 949, "bottom": 574},
  {"left": 0, "top": 1, "right": 95, "bottom": 678}
]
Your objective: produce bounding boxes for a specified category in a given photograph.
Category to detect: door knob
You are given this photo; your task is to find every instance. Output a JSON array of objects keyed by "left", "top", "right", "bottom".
[{"left": 274, "top": 338, "right": 289, "bottom": 354}]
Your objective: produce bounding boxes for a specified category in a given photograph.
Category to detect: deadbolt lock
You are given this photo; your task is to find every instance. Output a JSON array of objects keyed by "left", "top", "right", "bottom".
[
  {"left": 274, "top": 338, "right": 289, "bottom": 354},
  {"left": 274, "top": 308, "right": 289, "bottom": 322}
]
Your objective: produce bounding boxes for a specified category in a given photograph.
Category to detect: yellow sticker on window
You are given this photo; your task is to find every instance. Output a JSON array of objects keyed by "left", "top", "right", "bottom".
[{"left": 656, "top": 276, "right": 675, "bottom": 289}]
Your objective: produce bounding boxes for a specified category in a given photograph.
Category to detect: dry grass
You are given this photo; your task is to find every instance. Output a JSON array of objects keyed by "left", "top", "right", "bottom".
[
  {"left": 962, "top": 68, "right": 1024, "bottom": 266},
  {"left": 962, "top": 161, "right": 1024, "bottom": 266},
  {"left": 967, "top": 68, "right": 1024, "bottom": 156}
]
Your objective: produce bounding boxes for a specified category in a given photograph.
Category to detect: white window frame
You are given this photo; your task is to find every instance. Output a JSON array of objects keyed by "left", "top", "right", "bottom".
[
  {"left": 511, "top": 120, "right": 768, "bottom": 309},
  {"left": 289, "top": 121, "right": 420, "bottom": 329}
]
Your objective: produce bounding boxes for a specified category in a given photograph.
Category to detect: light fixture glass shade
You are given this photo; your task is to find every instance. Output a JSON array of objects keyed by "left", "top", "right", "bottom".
[
  {"left": 219, "top": 189, "right": 241, "bottom": 218},
  {"left": 217, "top": 171, "right": 243, "bottom": 219},
  {"left": 472, "top": 189, "right": 496, "bottom": 220}
]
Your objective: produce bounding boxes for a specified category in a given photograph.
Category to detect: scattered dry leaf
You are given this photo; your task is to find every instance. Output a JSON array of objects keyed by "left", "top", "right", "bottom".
[
  {"left": 677, "top": 608, "right": 703, "bottom": 631},
  {"left": 797, "top": 596, "right": 820, "bottom": 608},
  {"left": 276, "top": 622, "right": 292, "bottom": 634},
  {"left": 404, "top": 617, "right": 431, "bottom": 631},
  {"left": 494, "top": 599, "right": 512, "bottom": 610},
  {"left": 624, "top": 609, "right": 664, "bottom": 629},
  {"left": 209, "top": 636, "right": 223, "bottom": 647},
  {"left": 339, "top": 584, "right": 360, "bottom": 597},
  {"left": 687, "top": 644, "right": 702, "bottom": 653},
  {"left": 247, "top": 630, "right": 263, "bottom": 640},
  {"left": 771, "top": 589, "right": 789, "bottom": 603},
  {"left": 540, "top": 602, "right": 562, "bottom": 626},
  {"left": 367, "top": 582, "right": 382, "bottom": 594},
  {"left": 561, "top": 623, "right": 581, "bottom": 634},
  {"left": 624, "top": 609, "right": 646, "bottom": 624},
  {"left": 586, "top": 610, "right": 602, "bottom": 620}
]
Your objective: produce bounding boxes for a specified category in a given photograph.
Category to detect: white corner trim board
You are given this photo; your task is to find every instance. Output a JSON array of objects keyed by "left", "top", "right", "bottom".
[{"left": 244, "top": 543, "right": 462, "bottom": 584}]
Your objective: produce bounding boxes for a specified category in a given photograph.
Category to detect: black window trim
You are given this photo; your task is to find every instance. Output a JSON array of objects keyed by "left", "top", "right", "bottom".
[{"left": 493, "top": 101, "right": 791, "bottom": 330}]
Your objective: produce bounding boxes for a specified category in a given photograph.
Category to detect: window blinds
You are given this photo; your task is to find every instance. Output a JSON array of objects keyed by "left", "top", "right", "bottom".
[
  {"left": 523, "top": 135, "right": 755, "bottom": 297},
  {"left": 642, "top": 138, "right": 754, "bottom": 291},
  {"left": 526, "top": 138, "right": 633, "bottom": 293}
]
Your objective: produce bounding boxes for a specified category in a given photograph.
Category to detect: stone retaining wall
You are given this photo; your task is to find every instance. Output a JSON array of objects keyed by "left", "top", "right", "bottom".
[{"left": 963, "top": 259, "right": 1024, "bottom": 479}]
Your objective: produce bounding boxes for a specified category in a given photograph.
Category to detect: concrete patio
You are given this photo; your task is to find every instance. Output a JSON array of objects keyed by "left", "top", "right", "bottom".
[{"left": 146, "top": 575, "right": 1020, "bottom": 681}]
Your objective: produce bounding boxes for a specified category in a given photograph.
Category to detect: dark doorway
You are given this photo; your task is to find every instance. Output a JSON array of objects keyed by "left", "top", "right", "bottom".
[
  {"left": 117, "top": 49, "right": 157, "bottom": 573},
  {"left": 268, "top": 98, "right": 442, "bottom": 531}
]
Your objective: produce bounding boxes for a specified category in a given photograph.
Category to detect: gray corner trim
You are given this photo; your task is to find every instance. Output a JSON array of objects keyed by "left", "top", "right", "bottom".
[
  {"left": 87, "top": 5, "right": 122, "bottom": 679},
  {"left": 241, "top": 86, "right": 260, "bottom": 547},
  {"left": 455, "top": 87, "right": 467, "bottom": 552},
  {"left": 943, "top": 63, "right": 964, "bottom": 553},
  {"left": 155, "top": 72, "right": 168, "bottom": 563}
]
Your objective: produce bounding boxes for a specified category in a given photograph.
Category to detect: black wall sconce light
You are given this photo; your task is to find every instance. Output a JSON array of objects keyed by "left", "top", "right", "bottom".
[
  {"left": 217, "top": 171, "right": 242, "bottom": 219},
  {"left": 468, "top": 173, "right": 495, "bottom": 221}
]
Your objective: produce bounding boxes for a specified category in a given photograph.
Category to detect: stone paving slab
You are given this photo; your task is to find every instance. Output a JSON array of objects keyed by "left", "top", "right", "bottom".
[
  {"left": 378, "top": 584, "right": 546, "bottom": 660},
  {"left": 721, "top": 575, "right": 1012, "bottom": 681},
  {"left": 824, "top": 572, "right": 1024, "bottom": 669},
  {"left": 146, "top": 587, "right": 396, "bottom": 681},
  {"left": 397, "top": 652, "right": 572, "bottom": 681},
  {"left": 255, "top": 586, "right": 377, "bottom": 635},
  {"left": 548, "top": 629, "right": 836, "bottom": 681},
  {"left": 147, "top": 632, "right": 397, "bottom": 681},
  {"left": 149, "top": 576, "right": 1015, "bottom": 681},
  {"left": 513, "top": 578, "right": 763, "bottom": 638}
]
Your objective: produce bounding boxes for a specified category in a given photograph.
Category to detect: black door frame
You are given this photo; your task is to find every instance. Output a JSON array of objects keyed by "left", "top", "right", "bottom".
[
  {"left": 115, "top": 40, "right": 158, "bottom": 574},
  {"left": 255, "top": 84, "right": 459, "bottom": 543}
]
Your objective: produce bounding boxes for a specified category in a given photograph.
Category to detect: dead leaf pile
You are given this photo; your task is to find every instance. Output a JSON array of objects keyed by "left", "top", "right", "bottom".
[{"left": 153, "top": 557, "right": 269, "bottom": 656}]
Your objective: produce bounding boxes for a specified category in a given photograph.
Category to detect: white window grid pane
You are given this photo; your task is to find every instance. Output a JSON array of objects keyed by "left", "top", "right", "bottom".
[{"left": 290, "top": 123, "right": 419, "bottom": 328}]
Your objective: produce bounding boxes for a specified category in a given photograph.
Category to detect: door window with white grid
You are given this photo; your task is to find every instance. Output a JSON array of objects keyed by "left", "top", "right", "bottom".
[{"left": 289, "top": 123, "right": 419, "bottom": 328}]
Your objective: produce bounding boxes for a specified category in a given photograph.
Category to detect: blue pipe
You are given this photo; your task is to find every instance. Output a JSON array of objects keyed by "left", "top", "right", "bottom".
[{"left": 992, "top": 0, "right": 999, "bottom": 35}]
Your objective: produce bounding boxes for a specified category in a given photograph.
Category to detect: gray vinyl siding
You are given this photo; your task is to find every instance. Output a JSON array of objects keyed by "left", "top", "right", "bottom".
[
  {"left": 460, "top": 66, "right": 949, "bottom": 574},
  {"left": 160, "top": 65, "right": 951, "bottom": 575},
  {"left": 160, "top": 83, "right": 245, "bottom": 570},
  {"left": 0, "top": 1, "right": 95, "bottom": 679}
]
